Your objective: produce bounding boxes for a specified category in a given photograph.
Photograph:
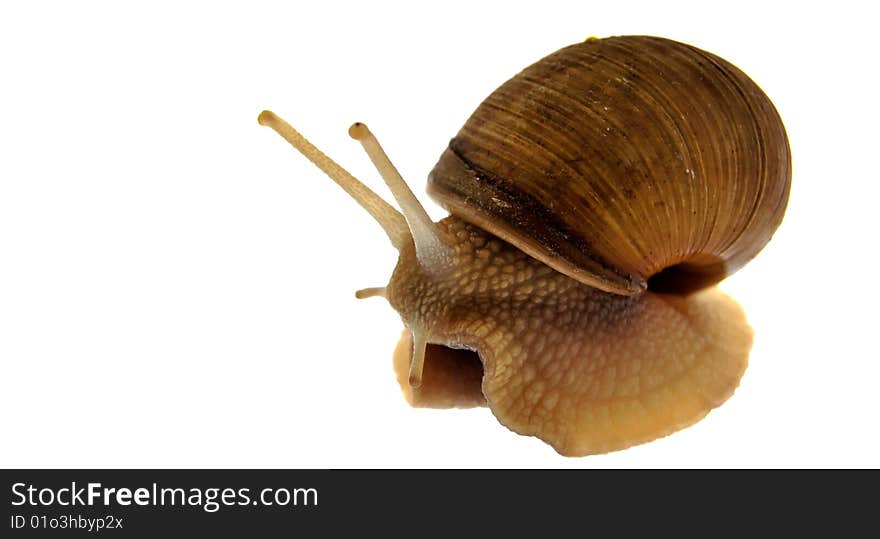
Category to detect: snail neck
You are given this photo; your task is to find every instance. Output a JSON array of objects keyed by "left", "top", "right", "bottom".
[{"left": 383, "top": 216, "right": 634, "bottom": 389}]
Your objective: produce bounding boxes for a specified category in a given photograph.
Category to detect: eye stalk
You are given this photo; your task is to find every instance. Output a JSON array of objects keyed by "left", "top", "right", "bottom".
[
  {"left": 348, "top": 122, "right": 450, "bottom": 272},
  {"left": 257, "top": 111, "right": 410, "bottom": 249},
  {"left": 258, "top": 111, "right": 441, "bottom": 388}
]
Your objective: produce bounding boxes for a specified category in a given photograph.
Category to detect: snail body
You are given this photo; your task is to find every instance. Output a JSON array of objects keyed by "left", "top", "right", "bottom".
[{"left": 259, "top": 35, "right": 791, "bottom": 456}]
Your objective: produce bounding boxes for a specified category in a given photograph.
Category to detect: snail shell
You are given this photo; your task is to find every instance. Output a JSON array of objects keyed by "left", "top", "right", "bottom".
[{"left": 429, "top": 35, "right": 791, "bottom": 295}]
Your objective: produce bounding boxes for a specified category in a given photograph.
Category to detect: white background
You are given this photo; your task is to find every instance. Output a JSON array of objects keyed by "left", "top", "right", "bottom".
[{"left": 1, "top": 1, "right": 877, "bottom": 468}]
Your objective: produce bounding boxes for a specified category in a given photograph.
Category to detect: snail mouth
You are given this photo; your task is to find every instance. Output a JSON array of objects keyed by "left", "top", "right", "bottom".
[
  {"left": 392, "top": 331, "right": 487, "bottom": 409},
  {"left": 647, "top": 255, "right": 728, "bottom": 295}
]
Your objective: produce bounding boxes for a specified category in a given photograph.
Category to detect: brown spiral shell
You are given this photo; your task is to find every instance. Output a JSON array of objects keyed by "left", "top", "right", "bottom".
[{"left": 428, "top": 35, "right": 791, "bottom": 295}]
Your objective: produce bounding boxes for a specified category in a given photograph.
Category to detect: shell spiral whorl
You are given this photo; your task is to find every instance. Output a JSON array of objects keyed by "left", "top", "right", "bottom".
[{"left": 428, "top": 35, "right": 791, "bottom": 296}]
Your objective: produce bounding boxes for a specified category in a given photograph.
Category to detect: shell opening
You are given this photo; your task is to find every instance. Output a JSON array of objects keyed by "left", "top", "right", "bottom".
[{"left": 646, "top": 255, "right": 727, "bottom": 295}]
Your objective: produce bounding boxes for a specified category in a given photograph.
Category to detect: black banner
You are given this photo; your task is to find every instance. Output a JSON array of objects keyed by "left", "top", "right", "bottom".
[{"left": 1, "top": 470, "right": 872, "bottom": 536}]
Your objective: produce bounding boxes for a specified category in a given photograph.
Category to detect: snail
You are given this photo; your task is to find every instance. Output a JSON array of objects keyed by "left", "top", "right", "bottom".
[{"left": 258, "top": 35, "right": 791, "bottom": 456}]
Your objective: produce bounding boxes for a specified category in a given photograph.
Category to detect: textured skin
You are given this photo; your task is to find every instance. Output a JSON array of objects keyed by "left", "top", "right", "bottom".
[
  {"left": 428, "top": 36, "right": 791, "bottom": 295},
  {"left": 387, "top": 217, "right": 753, "bottom": 456}
]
